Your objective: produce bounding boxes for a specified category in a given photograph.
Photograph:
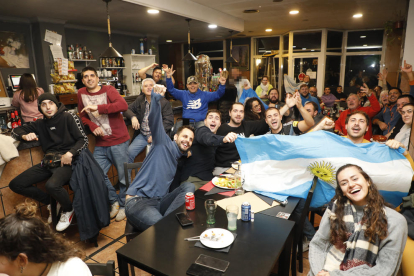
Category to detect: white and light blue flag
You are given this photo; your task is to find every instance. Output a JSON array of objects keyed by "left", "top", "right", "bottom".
[{"left": 235, "top": 131, "right": 414, "bottom": 208}]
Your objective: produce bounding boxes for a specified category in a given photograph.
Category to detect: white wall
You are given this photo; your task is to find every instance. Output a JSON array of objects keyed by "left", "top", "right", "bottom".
[{"left": 403, "top": 0, "right": 414, "bottom": 64}]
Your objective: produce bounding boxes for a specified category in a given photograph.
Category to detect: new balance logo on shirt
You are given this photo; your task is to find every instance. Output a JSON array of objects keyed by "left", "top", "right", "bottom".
[{"left": 187, "top": 99, "right": 202, "bottom": 109}]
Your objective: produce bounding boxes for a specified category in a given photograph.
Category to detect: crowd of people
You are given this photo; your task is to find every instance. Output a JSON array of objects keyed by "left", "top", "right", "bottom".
[{"left": 2, "top": 59, "right": 414, "bottom": 275}]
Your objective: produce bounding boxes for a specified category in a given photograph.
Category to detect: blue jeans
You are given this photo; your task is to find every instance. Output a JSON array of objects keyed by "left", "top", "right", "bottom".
[
  {"left": 125, "top": 182, "right": 195, "bottom": 231},
  {"left": 93, "top": 140, "right": 129, "bottom": 208},
  {"left": 127, "top": 133, "right": 150, "bottom": 163}
]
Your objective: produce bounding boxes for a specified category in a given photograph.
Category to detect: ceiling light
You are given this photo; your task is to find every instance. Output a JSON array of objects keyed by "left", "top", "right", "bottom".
[
  {"left": 265, "top": 29, "right": 272, "bottom": 32},
  {"left": 243, "top": 9, "right": 259, "bottom": 13},
  {"left": 311, "top": 50, "right": 315, "bottom": 51},
  {"left": 293, "top": 46, "right": 296, "bottom": 48},
  {"left": 290, "top": 10, "right": 299, "bottom": 14},
  {"left": 208, "top": 24, "right": 217, "bottom": 29},
  {"left": 148, "top": 9, "right": 159, "bottom": 14},
  {"left": 360, "top": 36, "right": 366, "bottom": 38},
  {"left": 302, "top": 48, "right": 306, "bottom": 50},
  {"left": 100, "top": 0, "right": 122, "bottom": 59},
  {"left": 353, "top": 13, "right": 363, "bottom": 18},
  {"left": 182, "top": 19, "right": 197, "bottom": 61},
  {"left": 226, "top": 31, "right": 238, "bottom": 64},
  {"left": 166, "top": 40, "right": 172, "bottom": 43},
  {"left": 363, "top": 44, "right": 368, "bottom": 46}
]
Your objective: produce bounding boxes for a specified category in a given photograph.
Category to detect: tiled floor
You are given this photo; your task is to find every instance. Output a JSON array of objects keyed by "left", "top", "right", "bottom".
[{"left": 55, "top": 215, "right": 314, "bottom": 276}]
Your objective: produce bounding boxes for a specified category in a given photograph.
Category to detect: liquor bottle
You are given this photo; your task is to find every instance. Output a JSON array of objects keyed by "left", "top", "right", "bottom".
[
  {"left": 75, "top": 44, "right": 79, "bottom": 59},
  {"left": 89, "top": 51, "right": 93, "bottom": 60},
  {"left": 117, "top": 58, "right": 121, "bottom": 67},
  {"left": 140, "top": 42, "right": 144, "bottom": 54},
  {"left": 78, "top": 45, "right": 83, "bottom": 60},
  {"left": 83, "top": 46, "right": 87, "bottom": 59},
  {"left": 6, "top": 111, "right": 12, "bottom": 129},
  {"left": 101, "top": 58, "right": 106, "bottom": 67},
  {"left": 67, "top": 46, "right": 73, "bottom": 60}
]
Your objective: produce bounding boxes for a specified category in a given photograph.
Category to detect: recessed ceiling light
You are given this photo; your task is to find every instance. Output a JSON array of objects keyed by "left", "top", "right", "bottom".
[
  {"left": 265, "top": 29, "right": 272, "bottom": 32},
  {"left": 290, "top": 10, "right": 299, "bottom": 14},
  {"left": 363, "top": 44, "right": 368, "bottom": 46},
  {"left": 208, "top": 24, "right": 217, "bottom": 29},
  {"left": 302, "top": 48, "right": 306, "bottom": 50},
  {"left": 353, "top": 13, "right": 363, "bottom": 18},
  {"left": 360, "top": 36, "right": 366, "bottom": 38},
  {"left": 293, "top": 46, "right": 296, "bottom": 48},
  {"left": 311, "top": 50, "right": 315, "bottom": 51},
  {"left": 166, "top": 40, "right": 172, "bottom": 42},
  {"left": 147, "top": 9, "right": 159, "bottom": 14}
]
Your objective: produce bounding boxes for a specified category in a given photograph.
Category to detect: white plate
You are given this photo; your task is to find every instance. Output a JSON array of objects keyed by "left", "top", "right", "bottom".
[
  {"left": 200, "top": 228, "right": 235, "bottom": 249},
  {"left": 211, "top": 176, "right": 238, "bottom": 190}
]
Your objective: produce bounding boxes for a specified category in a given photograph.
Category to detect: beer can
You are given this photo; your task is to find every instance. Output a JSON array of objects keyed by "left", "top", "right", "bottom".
[
  {"left": 241, "top": 202, "right": 251, "bottom": 221},
  {"left": 185, "top": 192, "right": 195, "bottom": 210}
]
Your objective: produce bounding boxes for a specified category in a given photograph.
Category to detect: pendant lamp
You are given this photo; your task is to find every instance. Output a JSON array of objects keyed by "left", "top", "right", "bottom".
[
  {"left": 226, "top": 31, "right": 238, "bottom": 63},
  {"left": 182, "top": 19, "right": 197, "bottom": 61},
  {"left": 100, "top": 0, "right": 123, "bottom": 58}
]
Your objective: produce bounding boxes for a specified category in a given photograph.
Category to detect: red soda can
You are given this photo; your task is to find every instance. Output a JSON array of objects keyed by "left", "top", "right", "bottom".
[{"left": 185, "top": 192, "right": 195, "bottom": 210}]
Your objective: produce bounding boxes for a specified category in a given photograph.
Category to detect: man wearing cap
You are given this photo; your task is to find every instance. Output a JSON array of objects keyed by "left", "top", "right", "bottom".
[
  {"left": 9, "top": 93, "right": 89, "bottom": 232},
  {"left": 164, "top": 65, "right": 226, "bottom": 129}
]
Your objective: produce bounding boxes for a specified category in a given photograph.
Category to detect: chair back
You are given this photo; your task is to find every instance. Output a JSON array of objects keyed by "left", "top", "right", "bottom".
[{"left": 87, "top": 260, "right": 115, "bottom": 276}]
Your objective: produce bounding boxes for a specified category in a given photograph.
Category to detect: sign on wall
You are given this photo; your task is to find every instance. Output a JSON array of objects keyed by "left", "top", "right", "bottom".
[{"left": 0, "top": 31, "right": 30, "bottom": 68}]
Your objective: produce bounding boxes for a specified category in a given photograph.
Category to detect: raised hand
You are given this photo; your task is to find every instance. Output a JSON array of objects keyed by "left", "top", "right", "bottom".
[
  {"left": 377, "top": 72, "right": 384, "bottom": 81},
  {"left": 401, "top": 60, "right": 413, "bottom": 73},
  {"left": 164, "top": 65, "right": 176, "bottom": 78},
  {"left": 294, "top": 92, "right": 302, "bottom": 107},
  {"left": 286, "top": 93, "right": 296, "bottom": 108},
  {"left": 219, "top": 71, "right": 226, "bottom": 85},
  {"left": 382, "top": 68, "right": 388, "bottom": 81},
  {"left": 360, "top": 83, "right": 370, "bottom": 96},
  {"left": 150, "top": 63, "right": 159, "bottom": 69}
]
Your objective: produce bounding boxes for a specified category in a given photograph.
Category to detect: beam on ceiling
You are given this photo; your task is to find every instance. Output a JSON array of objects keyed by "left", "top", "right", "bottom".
[{"left": 122, "top": 0, "right": 244, "bottom": 32}]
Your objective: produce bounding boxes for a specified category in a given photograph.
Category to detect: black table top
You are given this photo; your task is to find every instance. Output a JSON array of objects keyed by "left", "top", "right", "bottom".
[{"left": 116, "top": 196, "right": 295, "bottom": 276}]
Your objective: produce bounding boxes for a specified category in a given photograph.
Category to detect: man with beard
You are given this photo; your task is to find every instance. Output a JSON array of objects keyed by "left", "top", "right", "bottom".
[
  {"left": 214, "top": 102, "right": 269, "bottom": 175},
  {"left": 299, "top": 84, "right": 321, "bottom": 113},
  {"left": 138, "top": 63, "right": 173, "bottom": 86},
  {"left": 255, "top": 75, "right": 273, "bottom": 99},
  {"left": 125, "top": 88, "right": 195, "bottom": 231},
  {"left": 268, "top": 88, "right": 284, "bottom": 109},
  {"left": 180, "top": 110, "right": 238, "bottom": 189},
  {"left": 373, "top": 87, "right": 403, "bottom": 135},
  {"left": 77, "top": 67, "right": 130, "bottom": 222},
  {"left": 335, "top": 84, "right": 381, "bottom": 140}
]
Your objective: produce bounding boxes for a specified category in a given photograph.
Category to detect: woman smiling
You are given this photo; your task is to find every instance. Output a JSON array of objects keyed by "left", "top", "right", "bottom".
[{"left": 308, "top": 164, "right": 408, "bottom": 276}]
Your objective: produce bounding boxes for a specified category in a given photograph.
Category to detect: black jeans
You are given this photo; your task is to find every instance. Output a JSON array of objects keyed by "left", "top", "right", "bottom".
[{"left": 9, "top": 164, "right": 73, "bottom": 212}]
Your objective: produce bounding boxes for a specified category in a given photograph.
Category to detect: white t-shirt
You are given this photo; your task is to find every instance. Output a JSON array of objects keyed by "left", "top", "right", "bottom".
[{"left": 47, "top": 257, "right": 91, "bottom": 276}]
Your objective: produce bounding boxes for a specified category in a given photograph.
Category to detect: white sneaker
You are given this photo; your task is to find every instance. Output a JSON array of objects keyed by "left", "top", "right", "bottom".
[
  {"left": 115, "top": 208, "right": 126, "bottom": 221},
  {"left": 47, "top": 203, "right": 61, "bottom": 224},
  {"left": 302, "top": 236, "right": 310, "bottom": 252},
  {"left": 110, "top": 202, "right": 120, "bottom": 219},
  {"left": 56, "top": 209, "right": 74, "bottom": 232}
]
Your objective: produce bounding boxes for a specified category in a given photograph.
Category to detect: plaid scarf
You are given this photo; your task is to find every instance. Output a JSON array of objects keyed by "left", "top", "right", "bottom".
[{"left": 323, "top": 200, "right": 381, "bottom": 272}]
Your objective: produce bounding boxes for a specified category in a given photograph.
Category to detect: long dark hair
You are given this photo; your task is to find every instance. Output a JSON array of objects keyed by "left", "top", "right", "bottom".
[
  {"left": 0, "top": 200, "right": 82, "bottom": 263},
  {"left": 330, "top": 164, "right": 389, "bottom": 245},
  {"left": 19, "top": 73, "right": 38, "bottom": 102},
  {"left": 244, "top": 98, "right": 265, "bottom": 121}
]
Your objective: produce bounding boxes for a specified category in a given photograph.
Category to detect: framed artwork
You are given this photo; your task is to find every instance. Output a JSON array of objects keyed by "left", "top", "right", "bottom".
[
  {"left": 0, "top": 31, "right": 30, "bottom": 68},
  {"left": 231, "top": 45, "right": 249, "bottom": 69}
]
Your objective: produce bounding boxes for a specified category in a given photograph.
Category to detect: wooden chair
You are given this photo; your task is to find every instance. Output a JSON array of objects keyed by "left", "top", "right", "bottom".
[
  {"left": 291, "top": 176, "right": 318, "bottom": 276},
  {"left": 87, "top": 260, "right": 115, "bottom": 276}
]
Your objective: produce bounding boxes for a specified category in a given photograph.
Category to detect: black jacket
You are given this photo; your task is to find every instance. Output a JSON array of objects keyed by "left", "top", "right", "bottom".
[
  {"left": 70, "top": 148, "right": 110, "bottom": 241},
  {"left": 124, "top": 94, "right": 174, "bottom": 138},
  {"left": 11, "top": 103, "right": 88, "bottom": 156}
]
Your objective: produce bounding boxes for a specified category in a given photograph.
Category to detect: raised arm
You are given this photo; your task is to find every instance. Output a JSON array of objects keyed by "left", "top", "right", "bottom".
[
  {"left": 204, "top": 72, "right": 227, "bottom": 102},
  {"left": 149, "top": 89, "right": 169, "bottom": 145},
  {"left": 138, "top": 63, "right": 158, "bottom": 80},
  {"left": 296, "top": 92, "right": 315, "bottom": 132},
  {"left": 164, "top": 64, "right": 185, "bottom": 101},
  {"left": 401, "top": 60, "right": 414, "bottom": 97}
]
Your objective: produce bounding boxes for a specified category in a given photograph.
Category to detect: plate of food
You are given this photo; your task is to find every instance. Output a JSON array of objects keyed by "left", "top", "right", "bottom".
[
  {"left": 211, "top": 176, "right": 241, "bottom": 190},
  {"left": 200, "top": 228, "right": 235, "bottom": 249}
]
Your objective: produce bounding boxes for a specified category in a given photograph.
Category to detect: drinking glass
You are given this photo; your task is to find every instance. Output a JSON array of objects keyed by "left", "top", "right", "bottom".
[
  {"left": 205, "top": 199, "right": 217, "bottom": 224},
  {"left": 226, "top": 205, "right": 238, "bottom": 231},
  {"left": 233, "top": 163, "right": 244, "bottom": 196}
]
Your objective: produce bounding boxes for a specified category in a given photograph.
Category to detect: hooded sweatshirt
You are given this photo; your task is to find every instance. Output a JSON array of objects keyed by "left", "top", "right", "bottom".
[{"left": 11, "top": 103, "right": 88, "bottom": 156}]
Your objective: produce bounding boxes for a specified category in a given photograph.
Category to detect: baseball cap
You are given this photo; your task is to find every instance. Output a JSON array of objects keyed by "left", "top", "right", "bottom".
[{"left": 187, "top": 76, "right": 198, "bottom": 85}]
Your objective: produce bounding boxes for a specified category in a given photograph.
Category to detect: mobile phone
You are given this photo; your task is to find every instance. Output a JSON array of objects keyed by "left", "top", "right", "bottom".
[
  {"left": 195, "top": 254, "right": 230, "bottom": 272},
  {"left": 176, "top": 212, "right": 193, "bottom": 226},
  {"left": 186, "top": 263, "right": 222, "bottom": 276}
]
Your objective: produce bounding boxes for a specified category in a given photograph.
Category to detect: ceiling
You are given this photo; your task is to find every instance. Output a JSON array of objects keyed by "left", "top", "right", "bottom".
[{"left": 0, "top": 0, "right": 408, "bottom": 43}]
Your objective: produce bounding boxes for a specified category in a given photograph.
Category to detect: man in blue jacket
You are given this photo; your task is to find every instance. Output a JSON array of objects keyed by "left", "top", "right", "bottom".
[
  {"left": 165, "top": 64, "right": 226, "bottom": 128},
  {"left": 125, "top": 87, "right": 195, "bottom": 231},
  {"left": 299, "top": 84, "right": 321, "bottom": 113}
]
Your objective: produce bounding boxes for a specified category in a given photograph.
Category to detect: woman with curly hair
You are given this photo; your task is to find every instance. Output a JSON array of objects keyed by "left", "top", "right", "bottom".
[
  {"left": 308, "top": 164, "right": 408, "bottom": 276},
  {"left": 244, "top": 97, "right": 265, "bottom": 121},
  {"left": 0, "top": 200, "right": 91, "bottom": 276}
]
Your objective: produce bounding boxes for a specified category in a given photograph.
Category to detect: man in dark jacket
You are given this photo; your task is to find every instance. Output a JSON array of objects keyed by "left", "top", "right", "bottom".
[
  {"left": 124, "top": 78, "right": 174, "bottom": 163},
  {"left": 10, "top": 93, "right": 88, "bottom": 232},
  {"left": 180, "top": 110, "right": 237, "bottom": 189}
]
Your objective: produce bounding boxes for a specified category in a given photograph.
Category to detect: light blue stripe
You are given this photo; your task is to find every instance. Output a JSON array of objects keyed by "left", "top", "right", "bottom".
[
  {"left": 379, "top": 190, "right": 408, "bottom": 208},
  {"left": 236, "top": 131, "right": 406, "bottom": 164}
]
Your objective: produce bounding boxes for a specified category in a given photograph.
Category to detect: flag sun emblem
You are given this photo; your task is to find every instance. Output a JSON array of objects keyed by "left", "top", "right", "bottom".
[{"left": 307, "top": 161, "right": 337, "bottom": 185}]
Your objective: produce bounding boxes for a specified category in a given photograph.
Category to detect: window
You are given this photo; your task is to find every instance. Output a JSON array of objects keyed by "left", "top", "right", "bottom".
[
  {"left": 293, "top": 31, "right": 322, "bottom": 53},
  {"left": 283, "top": 34, "right": 289, "bottom": 54},
  {"left": 327, "top": 31, "right": 343, "bottom": 52},
  {"left": 325, "top": 56, "right": 341, "bottom": 87},
  {"left": 256, "top": 37, "right": 280, "bottom": 55},
  {"left": 346, "top": 30, "right": 384, "bottom": 52},
  {"left": 344, "top": 55, "right": 381, "bottom": 93}
]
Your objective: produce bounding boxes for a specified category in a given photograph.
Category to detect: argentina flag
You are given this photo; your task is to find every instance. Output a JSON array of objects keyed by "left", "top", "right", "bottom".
[{"left": 235, "top": 131, "right": 414, "bottom": 208}]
